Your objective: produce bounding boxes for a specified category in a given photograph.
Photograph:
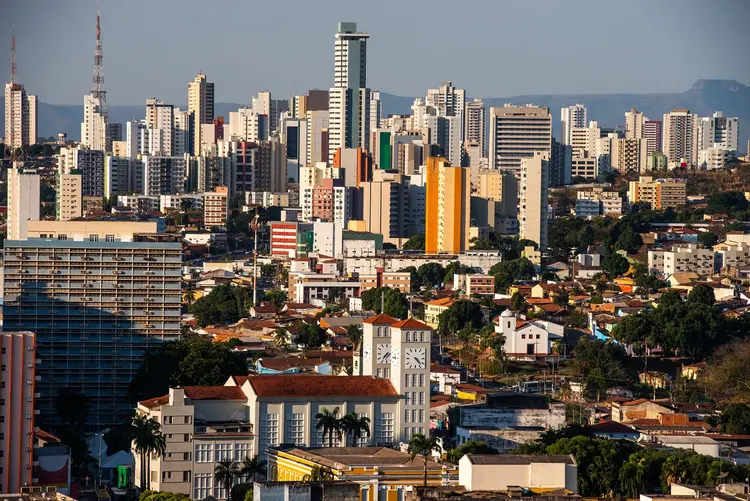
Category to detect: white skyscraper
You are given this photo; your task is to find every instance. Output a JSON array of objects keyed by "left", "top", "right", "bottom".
[
  {"left": 7, "top": 165, "right": 40, "bottom": 241},
  {"left": 625, "top": 108, "right": 646, "bottom": 139},
  {"left": 697, "top": 111, "right": 739, "bottom": 152},
  {"left": 328, "top": 22, "right": 376, "bottom": 164},
  {"left": 188, "top": 73, "right": 215, "bottom": 155},
  {"left": 465, "top": 99, "right": 486, "bottom": 156},
  {"left": 561, "top": 104, "right": 587, "bottom": 145},
  {"left": 489, "top": 104, "right": 552, "bottom": 178},
  {"left": 81, "top": 94, "right": 107, "bottom": 151},
  {"left": 145, "top": 98, "right": 175, "bottom": 155},
  {"left": 5, "top": 83, "right": 37, "bottom": 148},
  {"left": 663, "top": 109, "right": 698, "bottom": 168},
  {"left": 427, "top": 81, "right": 466, "bottom": 133},
  {"left": 519, "top": 152, "right": 549, "bottom": 249}
]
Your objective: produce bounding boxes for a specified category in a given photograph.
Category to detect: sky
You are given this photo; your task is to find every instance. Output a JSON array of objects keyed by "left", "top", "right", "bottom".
[{"left": 2, "top": 0, "right": 750, "bottom": 105}]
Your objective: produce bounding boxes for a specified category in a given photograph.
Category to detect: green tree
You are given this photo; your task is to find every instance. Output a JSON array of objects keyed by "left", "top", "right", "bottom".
[
  {"left": 446, "top": 440, "right": 498, "bottom": 463},
  {"left": 489, "top": 258, "right": 535, "bottom": 291},
  {"left": 510, "top": 292, "right": 526, "bottom": 312},
  {"left": 443, "top": 261, "right": 473, "bottom": 286},
  {"left": 602, "top": 253, "right": 630, "bottom": 278},
  {"left": 614, "top": 226, "right": 643, "bottom": 253},
  {"left": 574, "top": 338, "right": 633, "bottom": 400},
  {"left": 707, "top": 338, "right": 750, "bottom": 403},
  {"left": 298, "top": 322, "right": 325, "bottom": 348},
  {"left": 129, "top": 336, "right": 248, "bottom": 401},
  {"left": 398, "top": 266, "right": 420, "bottom": 292},
  {"left": 708, "top": 191, "right": 749, "bottom": 214},
  {"left": 240, "top": 454, "right": 267, "bottom": 481},
  {"left": 407, "top": 433, "right": 441, "bottom": 486},
  {"left": 403, "top": 234, "right": 425, "bottom": 251},
  {"left": 417, "top": 263, "right": 446, "bottom": 289},
  {"left": 230, "top": 484, "right": 253, "bottom": 501},
  {"left": 315, "top": 407, "right": 343, "bottom": 447},
  {"left": 138, "top": 492, "right": 191, "bottom": 501},
  {"left": 189, "top": 284, "right": 251, "bottom": 326},
  {"left": 303, "top": 465, "right": 335, "bottom": 482},
  {"left": 263, "top": 289, "right": 287, "bottom": 308},
  {"left": 214, "top": 459, "right": 240, "bottom": 498},
  {"left": 361, "top": 287, "right": 408, "bottom": 318},
  {"left": 697, "top": 231, "right": 718, "bottom": 249},
  {"left": 273, "top": 328, "right": 288, "bottom": 351},
  {"left": 53, "top": 390, "right": 92, "bottom": 478},
  {"left": 719, "top": 403, "right": 750, "bottom": 434},
  {"left": 437, "top": 300, "right": 484, "bottom": 339},
  {"left": 131, "top": 414, "right": 167, "bottom": 489},
  {"left": 346, "top": 324, "right": 363, "bottom": 346},
  {"left": 687, "top": 283, "right": 715, "bottom": 306},
  {"left": 340, "top": 411, "right": 371, "bottom": 447}
]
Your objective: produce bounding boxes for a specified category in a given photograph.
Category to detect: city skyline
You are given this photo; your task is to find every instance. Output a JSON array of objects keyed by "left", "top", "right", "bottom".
[{"left": 2, "top": 0, "right": 749, "bottom": 106}]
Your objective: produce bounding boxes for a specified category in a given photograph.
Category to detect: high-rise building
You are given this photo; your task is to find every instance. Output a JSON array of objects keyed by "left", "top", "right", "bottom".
[
  {"left": 425, "top": 115, "right": 463, "bottom": 167},
  {"left": 104, "top": 154, "right": 133, "bottom": 199},
  {"left": 188, "top": 73, "right": 215, "bottom": 155},
  {"left": 57, "top": 146, "right": 106, "bottom": 198},
  {"left": 300, "top": 178, "right": 352, "bottom": 225},
  {"left": 7, "top": 165, "right": 40, "bottom": 241},
  {"left": 560, "top": 104, "right": 587, "bottom": 145},
  {"left": 425, "top": 157, "right": 470, "bottom": 254},
  {"left": 204, "top": 186, "right": 230, "bottom": 227},
  {"left": 143, "top": 155, "right": 188, "bottom": 196},
  {"left": 56, "top": 171, "right": 83, "bottom": 221},
  {"left": 625, "top": 108, "right": 646, "bottom": 140},
  {"left": 81, "top": 94, "right": 108, "bottom": 151},
  {"left": 519, "top": 152, "right": 549, "bottom": 249},
  {"left": 5, "top": 83, "right": 37, "bottom": 148},
  {"left": 550, "top": 139, "right": 572, "bottom": 186},
  {"left": 145, "top": 98, "right": 175, "bottom": 155},
  {"left": 610, "top": 137, "right": 648, "bottom": 173},
  {"left": 643, "top": 120, "right": 662, "bottom": 156},
  {"left": 328, "top": 23, "right": 378, "bottom": 164},
  {"left": 628, "top": 176, "right": 686, "bottom": 209},
  {"left": 427, "top": 81, "right": 466, "bottom": 136},
  {"left": 306, "top": 110, "right": 330, "bottom": 167},
  {"left": 2, "top": 221, "right": 182, "bottom": 429},
  {"left": 489, "top": 105, "right": 552, "bottom": 178},
  {"left": 465, "top": 99, "right": 487, "bottom": 157},
  {"left": 662, "top": 109, "right": 698, "bottom": 167},
  {"left": 697, "top": 111, "right": 739, "bottom": 152},
  {"left": 360, "top": 170, "right": 412, "bottom": 245},
  {"left": 0, "top": 332, "right": 37, "bottom": 493}
]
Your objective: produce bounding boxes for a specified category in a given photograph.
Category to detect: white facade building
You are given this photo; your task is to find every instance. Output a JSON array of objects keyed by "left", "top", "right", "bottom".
[
  {"left": 81, "top": 93, "right": 107, "bottom": 151},
  {"left": 4, "top": 82, "right": 37, "bottom": 148},
  {"left": 561, "top": 104, "right": 587, "bottom": 146},
  {"left": 663, "top": 109, "right": 698, "bottom": 168},
  {"left": 7, "top": 165, "right": 40, "bottom": 240},
  {"left": 465, "top": 99, "right": 487, "bottom": 157},
  {"left": 648, "top": 244, "right": 714, "bottom": 276},
  {"left": 625, "top": 108, "right": 646, "bottom": 140},
  {"left": 519, "top": 152, "right": 549, "bottom": 249},
  {"left": 494, "top": 310, "right": 564, "bottom": 360},
  {"left": 490, "top": 105, "right": 552, "bottom": 177}
]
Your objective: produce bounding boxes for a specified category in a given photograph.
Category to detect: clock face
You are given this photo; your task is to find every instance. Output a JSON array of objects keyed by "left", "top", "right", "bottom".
[
  {"left": 377, "top": 344, "right": 391, "bottom": 365},
  {"left": 391, "top": 346, "right": 400, "bottom": 368},
  {"left": 363, "top": 344, "right": 372, "bottom": 361},
  {"left": 405, "top": 348, "right": 426, "bottom": 369}
]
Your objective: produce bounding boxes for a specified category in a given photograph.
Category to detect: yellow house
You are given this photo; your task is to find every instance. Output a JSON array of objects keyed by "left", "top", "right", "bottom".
[
  {"left": 423, "top": 297, "right": 454, "bottom": 328},
  {"left": 267, "top": 446, "right": 458, "bottom": 501}
]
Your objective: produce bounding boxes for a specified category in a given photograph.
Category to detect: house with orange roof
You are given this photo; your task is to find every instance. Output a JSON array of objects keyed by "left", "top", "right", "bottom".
[{"left": 424, "top": 297, "right": 454, "bottom": 328}]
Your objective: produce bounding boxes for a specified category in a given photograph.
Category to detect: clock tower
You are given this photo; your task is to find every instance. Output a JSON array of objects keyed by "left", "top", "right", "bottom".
[
  {"left": 389, "top": 318, "right": 432, "bottom": 443},
  {"left": 357, "top": 313, "right": 399, "bottom": 379}
]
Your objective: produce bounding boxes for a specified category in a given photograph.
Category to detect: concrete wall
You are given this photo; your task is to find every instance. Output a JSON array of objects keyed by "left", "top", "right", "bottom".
[
  {"left": 253, "top": 482, "right": 360, "bottom": 501},
  {"left": 456, "top": 426, "right": 543, "bottom": 452},
  {"left": 459, "top": 404, "right": 566, "bottom": 430}
]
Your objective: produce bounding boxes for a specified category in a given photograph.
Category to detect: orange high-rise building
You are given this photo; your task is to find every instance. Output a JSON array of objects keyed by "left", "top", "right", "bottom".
[{"left": 425, "top": 157, "right": 471, "bottom": 254}]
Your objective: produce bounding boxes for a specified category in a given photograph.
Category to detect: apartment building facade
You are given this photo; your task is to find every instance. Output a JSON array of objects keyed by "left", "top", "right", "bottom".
[
  {"left": 203, "top": 187, "right": 229, "bottom": 227},
  {"left": 648, "top": 244, "right": 714, "bottom": 276},
  {"left": 628, "top": 176, "right": 686, "bottom": 209},
  {"left": 489, "top": 105, "right": 552, "bottom": 177},
  {"left": 2, "top": 222, "right": 182, "bottom": 429}
]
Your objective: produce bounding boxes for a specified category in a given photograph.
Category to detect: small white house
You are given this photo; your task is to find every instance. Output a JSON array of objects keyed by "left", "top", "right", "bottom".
[
  {"left": 458, "top": 454, "right": 577, "bottom": 492},
  {"left": 494, "top": 310, "right": 563, "bottom": 360}
]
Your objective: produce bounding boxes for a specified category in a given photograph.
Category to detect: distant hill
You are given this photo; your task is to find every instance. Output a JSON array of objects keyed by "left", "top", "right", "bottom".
[{"left": 2, "top": 80, "right": 748, "bottom": 152}]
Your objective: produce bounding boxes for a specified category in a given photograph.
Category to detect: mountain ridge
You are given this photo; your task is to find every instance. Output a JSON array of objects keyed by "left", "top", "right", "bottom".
[{"left": 2, "top": 80, "right": 748, "bottom": 152}]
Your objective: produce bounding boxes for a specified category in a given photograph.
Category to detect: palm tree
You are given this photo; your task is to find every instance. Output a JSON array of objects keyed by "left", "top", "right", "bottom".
[
  {"left": 273, "top": 328, "right": 288, "bottom": 352},
  {"left": 407, "top": 433, "right": 440, "bottom": 487},
  {"left": 184, "top": 282, "right": 196, "bottom": 305},
  {"left": 214, "top": 459, "right": 240, "bottom": 500},
  {"left": 303, "top": 465, "right": 335, "bottom": 482},
  {"left": 241, "top": 454, "right": 267, "bottom": 482},
  {"left": 131, "top": 414, "right": 167, "bottom": 489},
  {"left": 315, "top": 407, "right": 343, "bottom": 447},
  {"left": 340, "top": 412, "right": 371, "bottom": 447}
]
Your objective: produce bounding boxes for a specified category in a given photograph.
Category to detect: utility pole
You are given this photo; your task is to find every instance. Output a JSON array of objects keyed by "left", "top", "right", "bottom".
[{"left": 251, "top": 214, "right": 260, "bottom": 306}]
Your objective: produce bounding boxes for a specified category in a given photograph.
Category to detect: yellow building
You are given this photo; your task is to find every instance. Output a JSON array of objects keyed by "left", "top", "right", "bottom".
[
  {"left": 424, "top": 297, "right": 454, "bottom": 328},
  {"left": 425, "top": 157, "right": 471, "bottom": 254},
  {"left": 267, "top": 446, "right": 458, "bottom": 500},
  {"left": 628, "top": 176, "right": 686, "bottom": 209}
]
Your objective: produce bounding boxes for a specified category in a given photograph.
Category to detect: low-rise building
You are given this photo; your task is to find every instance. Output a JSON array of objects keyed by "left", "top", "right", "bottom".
[
  {"left": 203, "top": 186, "right": 229, "bottom": 227},
  {"left": 267, "top": 446, "right": 458, "bottom": 498},
  {"left": 575, "top": 188, "right": 623, "bottom": 217},
  {"left": 458, "top": 455, "right": 577, "bottom": 493},
  {"left": 454, "top": 274, "right": 495, "bottom": 296},
  {"left": 424, "top": 297, "right": 454, "bottom": 328},
  {"left": 628, "top": 176, "right": 686, "bottom": 209},
  {"left": 493, "top": 311, "right": 563, "bottom": 360},
  {"left": 648, "top": 244, "right": 714, "bottom": 276},
  {"left": 359, "top": 271, "right": 411, "bottom": 294}
]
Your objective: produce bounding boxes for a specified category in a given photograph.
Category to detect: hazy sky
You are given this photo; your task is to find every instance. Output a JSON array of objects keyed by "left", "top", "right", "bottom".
[{"left": 3, "top": 0, "right": 749, "bottom": 105}]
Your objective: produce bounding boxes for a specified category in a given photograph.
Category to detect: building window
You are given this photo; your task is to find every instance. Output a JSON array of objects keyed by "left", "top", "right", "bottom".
[
  {"left": 377, "top": 413, "right": 394, "bottom": 444},
  {"left": 404, "top": 409, "right": 410, "bottom": 423},
  {"left": 183, "top": 471, "right": 191, "bottom": 482},
  {"left": 419, "top": 409, "right": 424, "bottom": 422},
  {"left": 286, "top": 413, "right": 305, "bottom": 446},
  {"left": 411, "top": 409, "right": 417, "bottom": 423},
  {"left": 215, "top": 443, "right": 232, "bottom": 461},
  {"left": 419, "top": 374, "right": 425, "bottom": 387},
  {"left": 404, "top": 374, "right": 410, "bottom": 387},
  {"left": 57, "top": 234, "right": 67, "bottom": 241},
  {"left": 260, "top": 413, "right": 279, "bottom": 451},
  {"left": 194, "top": 474, "right": 212, "bottom": 499},
  {"left": 356, "top": 413, "right": 369, "bottom": 446},
  {"left": 195, "top": 443, "right": 212, "bottom": 463},
  {"left": 235, "top": 443, "right": 250, "bottom": 462},
  {"left": 384, "top": 368, "right": 390, "bottom": 379},
  {"left": 419, "top": 392, "right": 425, "bottom": 405},
  {"left": 105, "top": 234, "right": 115, "bottom": 242},
  {"left": 405, "top": 331, "right": 411, "bottom": 342},
  {"left": 89, "top": 235, "right": 99, "bottom": 242}
]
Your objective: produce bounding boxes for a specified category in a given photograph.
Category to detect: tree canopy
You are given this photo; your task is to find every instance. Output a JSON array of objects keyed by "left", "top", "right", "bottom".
[
  {"left": 417, "top": 263, "right": 446, "bottom": 289},
  {"left": 402, "top": 234, "right": 425, "bottom": 251},
  {"left": 602, "top": 253, "right": 630, "bottom": 278},
  {"left": 129, "top": 336, "right": 248, "bottom": 401},
  {"left": 437, "top": 300, "right": 484, "bottom": 338},
  {"left": 189, "top": 284, "right": 251, "bottom": 326},
  {"left": 361, "top": 287, "right": 408, "bottom": 319},
  {"left": 573, "top": 338, "right": 634, "bottom": 398},
  {"left": 489, "top": 258, "right": 535, "bottom": 291}
]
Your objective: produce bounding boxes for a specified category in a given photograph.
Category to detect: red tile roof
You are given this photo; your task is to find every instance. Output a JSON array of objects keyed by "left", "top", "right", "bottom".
[
  {"left": 430, "top": 363, "right": 460, "bottom": 375},
  {"left": 183, "top": 386, "right": 247, "bottom": 401},
  {"left": 362, "top": 313, "right": 399, "bottom": 325},
  {"left": 139, "top": 394, "right": 170, "bottom": 409},
  {"left": 259, "top": 357, "right": 327, "bottom": 370},
  {"left": 391, "top": 318, "right": 430, "bottom": 329},
  {"left": 246, "top": 375, "right": 399, "bottom": 398}
]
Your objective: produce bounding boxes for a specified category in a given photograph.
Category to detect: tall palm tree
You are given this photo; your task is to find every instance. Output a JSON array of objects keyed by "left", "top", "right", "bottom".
[
  {"left": 241, "top": 454, "right": 267, "bottom": 482},
  {"left": 341, "top": 412, "right": 371, "bottom": 447},
  {"left": 184, "top": 282, "right": 196, "bottom": 305},
  {"left": 315, "top": 407, "right": 343, "bottom": 448},
  {"left": 131, "top": 414, "right": 167, "bottom": 490},
  {"left": 273, "top": 328, "right": 288, "bottom": 352},
  {"left": 214, "top": 459, "right": 240, "bottom": 500},
  {"left": 407, "top": 433, "right": 440, "bottom": 487}
]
